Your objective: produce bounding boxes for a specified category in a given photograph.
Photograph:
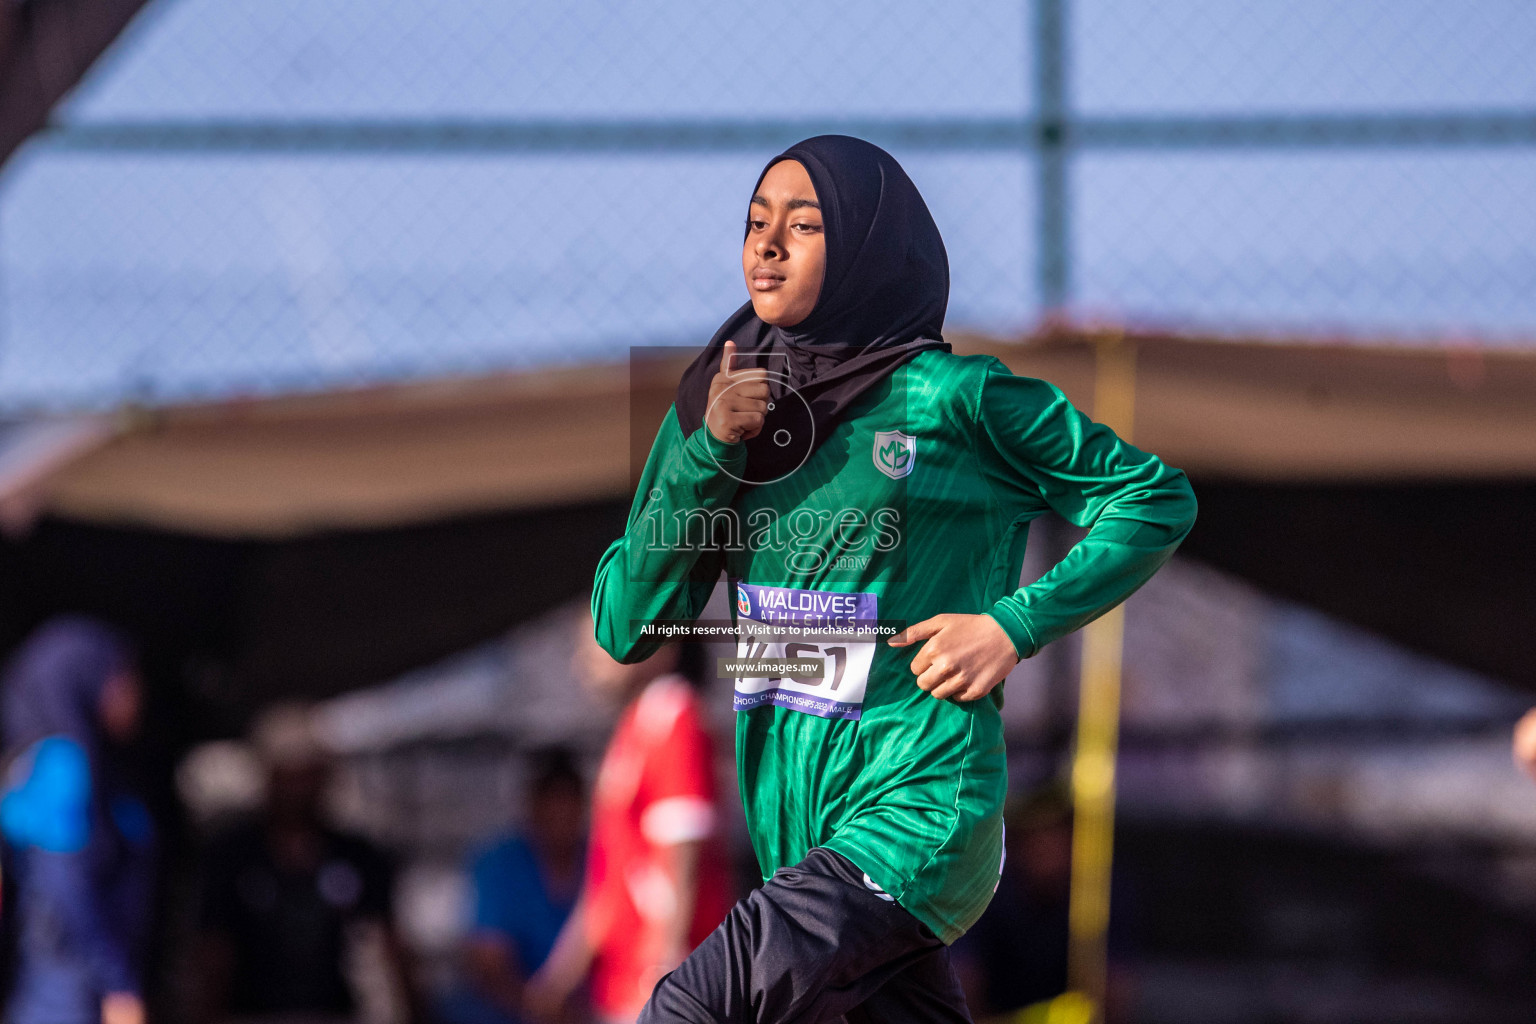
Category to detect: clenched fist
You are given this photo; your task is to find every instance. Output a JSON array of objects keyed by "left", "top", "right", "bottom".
[{"left": 706, "top": 339, "right": 772, "bottom": 444}]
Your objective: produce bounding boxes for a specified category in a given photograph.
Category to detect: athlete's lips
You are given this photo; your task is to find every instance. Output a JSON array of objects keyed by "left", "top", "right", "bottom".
[{"left": 751, "top": 267, "right": 786, "bottom": 291}]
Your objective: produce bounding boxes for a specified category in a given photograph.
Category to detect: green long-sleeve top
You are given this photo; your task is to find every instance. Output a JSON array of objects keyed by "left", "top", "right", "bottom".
[{"left": 592, "top": 350, "right": 1196, "bottom": 942}]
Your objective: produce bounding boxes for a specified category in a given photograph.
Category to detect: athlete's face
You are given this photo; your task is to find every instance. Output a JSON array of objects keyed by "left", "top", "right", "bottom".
[{"left": 743, "top": 159, "right": 825, "bottom": 327}]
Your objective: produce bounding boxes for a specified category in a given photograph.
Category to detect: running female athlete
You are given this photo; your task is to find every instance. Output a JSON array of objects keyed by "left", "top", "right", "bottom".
[{"left": 592, "top": 135, "right": 1196, "bottom": 1024}]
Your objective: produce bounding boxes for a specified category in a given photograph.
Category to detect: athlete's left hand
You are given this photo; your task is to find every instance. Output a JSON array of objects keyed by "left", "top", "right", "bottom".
[{"left": 888, "top": 613, "right": 1020, "bottom": 701}]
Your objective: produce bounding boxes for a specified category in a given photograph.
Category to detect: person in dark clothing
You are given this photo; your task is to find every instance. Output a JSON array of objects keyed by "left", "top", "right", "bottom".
[
  {"left": 195, "top": 704, "right": 414, "bottom": 1024},
  {"left": 0, "top": 616, "right": 154, "bottom": 1024}
]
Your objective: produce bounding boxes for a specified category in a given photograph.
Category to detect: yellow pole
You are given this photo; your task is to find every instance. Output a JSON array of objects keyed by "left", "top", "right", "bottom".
[{"left": 1066, "top": 332, "right": 1136, "bottom": 1024}]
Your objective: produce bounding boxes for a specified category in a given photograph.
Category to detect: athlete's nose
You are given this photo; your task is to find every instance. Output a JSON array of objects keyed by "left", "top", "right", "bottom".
[{"left": 760, "top": 216, "right": 792, "bottom": 260}]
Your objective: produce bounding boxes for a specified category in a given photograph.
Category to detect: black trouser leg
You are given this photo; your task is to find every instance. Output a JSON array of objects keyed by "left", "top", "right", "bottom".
[
  {"left": 638, "top": 848, "right": 973, "bottom": 1024},
  {"left": 841, "top": 945, "right": 972, "bottom": 1024}
]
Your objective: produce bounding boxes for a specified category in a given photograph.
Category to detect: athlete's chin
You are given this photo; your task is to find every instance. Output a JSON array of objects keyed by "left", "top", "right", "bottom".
[{"left": 751, "top": 298, "right": 813, "bottom": 328}]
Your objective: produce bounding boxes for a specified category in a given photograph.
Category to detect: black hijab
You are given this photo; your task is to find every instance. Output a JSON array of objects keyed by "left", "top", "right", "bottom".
[{"left": 674, "top": 135, "right": 950, "bottom": 484}]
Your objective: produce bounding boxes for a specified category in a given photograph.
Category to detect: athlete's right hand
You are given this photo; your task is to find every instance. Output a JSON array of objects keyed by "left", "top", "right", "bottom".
[{"left": 705, "top": 339, "right": 771, "bottom": 444}]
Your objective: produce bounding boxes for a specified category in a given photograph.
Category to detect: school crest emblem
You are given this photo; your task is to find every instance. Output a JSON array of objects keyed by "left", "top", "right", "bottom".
[{"left": 873, "top": 430, "right": 916, "bottom": 480}]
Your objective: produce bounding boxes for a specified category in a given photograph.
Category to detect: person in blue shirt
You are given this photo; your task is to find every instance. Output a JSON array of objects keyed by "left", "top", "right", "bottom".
[
  {"left": 0, "top": 616, "right": 153, "bottom": 1024},
  {"left": 450, "top": 748, "right": 586, "bottom": 1024}
]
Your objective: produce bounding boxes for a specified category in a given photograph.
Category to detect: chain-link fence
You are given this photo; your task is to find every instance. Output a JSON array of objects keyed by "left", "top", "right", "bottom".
[{"left": 1, "top": 0, "right": 1534, "bottom": 413}]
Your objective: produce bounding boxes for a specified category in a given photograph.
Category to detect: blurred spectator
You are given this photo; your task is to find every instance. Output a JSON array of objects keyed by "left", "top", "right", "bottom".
[
  {"left": 0, "top": 616, "right": 153, "bottom": 1024},
  {"left": 524, "top": 616, "right": 731, "bottom": 1024},
  {"left": 194, "top": 704, "right": 418, "bottom": 1024},
  {"left": 951, "top": 784, "right": 1135, "bottom": 1022},
  {"left": 444, "top": 747, "right": 587, "bottom": 1024}
]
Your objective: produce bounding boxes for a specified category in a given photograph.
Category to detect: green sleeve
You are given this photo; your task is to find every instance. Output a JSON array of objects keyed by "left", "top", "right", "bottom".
[
  {"left": 591, "top": 404, "right": 746, "bottom": 662},
  {"left": 973, "top": 362, "right": 1197, "bottom": 659}
]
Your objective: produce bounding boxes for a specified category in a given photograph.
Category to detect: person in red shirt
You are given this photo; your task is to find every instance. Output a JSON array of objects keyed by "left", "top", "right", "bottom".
[{"left": 526, "top": 610, "right": 732, "bottom": 1024}]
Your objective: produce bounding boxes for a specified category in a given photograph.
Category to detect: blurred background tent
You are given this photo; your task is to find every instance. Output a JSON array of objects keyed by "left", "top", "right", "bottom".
[
  {"left": 0, "top": 332, "right": 1532, "bottom": 712},
  {"left": 3, "top": 1, "right": 1536, "bottom": 1021}
]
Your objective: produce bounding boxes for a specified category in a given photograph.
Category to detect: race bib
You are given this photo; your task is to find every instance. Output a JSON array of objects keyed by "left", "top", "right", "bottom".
[{"left": 731, "top": 582, "right": 878, "bottom": 721}]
